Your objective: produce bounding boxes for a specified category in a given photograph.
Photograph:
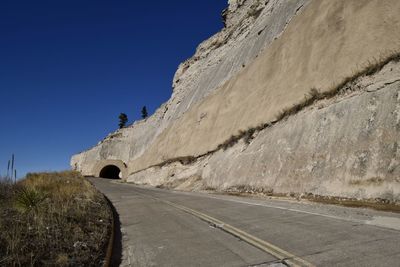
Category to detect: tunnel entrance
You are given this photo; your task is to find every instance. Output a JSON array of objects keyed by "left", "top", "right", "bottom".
[{"left": 99, "top": 165, "right": 121, "bottom": 179}]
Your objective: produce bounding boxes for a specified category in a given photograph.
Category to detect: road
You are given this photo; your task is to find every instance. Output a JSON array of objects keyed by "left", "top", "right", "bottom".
[{"left": 89, "top": 178, "right": 400, "bottom": 267}]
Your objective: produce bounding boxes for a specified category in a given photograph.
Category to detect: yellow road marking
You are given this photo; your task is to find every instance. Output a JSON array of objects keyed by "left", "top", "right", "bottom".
[{"left": 135, "top": 190, "right": 315, "bottom": 267}]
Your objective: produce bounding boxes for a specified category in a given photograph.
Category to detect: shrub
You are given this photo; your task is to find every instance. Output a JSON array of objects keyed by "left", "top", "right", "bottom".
[
  {"left": 15, "top": 187, "right": 46, "bottom": 213},
  {"left": 118, "top": 113, "right": 128, "bottom": 128},
  {"left": 141, "top": 106, "right": 148, "bottom": 119}
]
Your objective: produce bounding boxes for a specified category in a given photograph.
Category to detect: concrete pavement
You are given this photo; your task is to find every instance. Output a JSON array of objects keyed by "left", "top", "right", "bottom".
[{"left": 89, "top": 178, "right": 400, "bottom": 267}]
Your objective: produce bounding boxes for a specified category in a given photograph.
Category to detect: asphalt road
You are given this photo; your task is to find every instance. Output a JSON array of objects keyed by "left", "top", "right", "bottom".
[{"left": 89, "top": 178, "right": 400, "bottom": 267}]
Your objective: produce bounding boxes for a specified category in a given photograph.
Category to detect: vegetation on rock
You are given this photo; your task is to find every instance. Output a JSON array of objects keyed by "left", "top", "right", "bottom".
[
  {"left": 141, "top": 106, "right": 148, "bottom": 119},
  {"left": 118, "top": 113, "right": 128, "bottom": 128}
]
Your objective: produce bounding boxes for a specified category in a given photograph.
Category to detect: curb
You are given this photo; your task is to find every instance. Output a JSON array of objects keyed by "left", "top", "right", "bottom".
[
  {"left": 103, "top": 195, "right": 116, "bottom": 267},
  {"left": 84, "top": 177, "right": 116, "bottom": 267}
]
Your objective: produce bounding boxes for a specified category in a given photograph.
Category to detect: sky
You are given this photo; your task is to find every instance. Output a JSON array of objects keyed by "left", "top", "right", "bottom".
[{"left": 0, "top": 0, "right": 227, "bottom": 178}]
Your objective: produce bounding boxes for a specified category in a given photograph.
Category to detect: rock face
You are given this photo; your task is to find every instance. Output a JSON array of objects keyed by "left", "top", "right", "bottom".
[{"left": 72, "top": 0, "right": 400, "bottom": 202}]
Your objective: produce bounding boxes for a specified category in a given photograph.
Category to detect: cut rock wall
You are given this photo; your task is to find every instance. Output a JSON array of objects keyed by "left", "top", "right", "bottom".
[
  {"left": 72, "top": 0, "right": 400, "bottom": 202},
  {"left": 71, "top": 0, "right": 310, "bottom": 175},
  {"left": 127, "top": 0, "right": 400, "bottom": 173},
  {"left": 127, "top": 61, "right": 400, "bottom": 201}
]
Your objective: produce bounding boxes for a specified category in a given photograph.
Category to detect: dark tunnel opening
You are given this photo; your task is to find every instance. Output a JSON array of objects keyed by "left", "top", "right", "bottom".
[{"left": 99, "top": 165, "right": 121, "bottom": 179}]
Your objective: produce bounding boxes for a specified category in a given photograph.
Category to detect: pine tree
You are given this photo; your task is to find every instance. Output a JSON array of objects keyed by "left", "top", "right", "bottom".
[
  {"left": 118, "top": 113, "right": 128, "bottom": 129},
  {"left": 141, "top": 106, "right": 148, "bottom": 119}
]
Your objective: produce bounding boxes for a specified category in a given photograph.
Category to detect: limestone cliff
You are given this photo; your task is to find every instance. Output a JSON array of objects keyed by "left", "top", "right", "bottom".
[{"left": 72, "top": 0, "right": 400, "bottom": 203}]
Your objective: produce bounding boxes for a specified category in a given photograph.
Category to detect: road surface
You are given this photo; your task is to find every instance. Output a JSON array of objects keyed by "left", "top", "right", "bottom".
[{"left": 89, "top": 178, "right": 400, "bottom": 267}]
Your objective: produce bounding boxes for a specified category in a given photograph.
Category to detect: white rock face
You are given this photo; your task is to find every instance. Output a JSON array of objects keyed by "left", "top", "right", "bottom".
[
  {"left": 72, "top": 0, "right": 400, "bottom": 202},
  {"left": 72, "top": 0, "right": 310, "bottom": 174},
  {"left": 127, "top": 61, "right": 400, "bottom": 201}
]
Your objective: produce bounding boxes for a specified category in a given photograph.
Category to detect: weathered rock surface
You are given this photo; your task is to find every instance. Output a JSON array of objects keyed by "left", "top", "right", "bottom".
[
  {"left": 72, "top": 0, "right": 400, "bottom": 202},
  {"left": 128, "top": 61, "right": 400, "bottom": 201}
]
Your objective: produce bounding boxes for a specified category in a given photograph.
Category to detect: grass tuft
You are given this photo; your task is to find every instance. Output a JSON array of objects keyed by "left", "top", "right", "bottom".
[{"left": 15, "top": 187, "right": 47, "bottom": 213}]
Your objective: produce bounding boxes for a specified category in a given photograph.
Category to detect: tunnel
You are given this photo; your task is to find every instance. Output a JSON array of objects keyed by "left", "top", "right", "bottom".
[{"left": 99, "top": 165, "right": 121, "bottom": 179}]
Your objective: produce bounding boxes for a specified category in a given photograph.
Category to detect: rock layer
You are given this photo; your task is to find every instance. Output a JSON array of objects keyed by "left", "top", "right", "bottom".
[{"left": 72, "top": 0, "right": 400, "bottom": 202}]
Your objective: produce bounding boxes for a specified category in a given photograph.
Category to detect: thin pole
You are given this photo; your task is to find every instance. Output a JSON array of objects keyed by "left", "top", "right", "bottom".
[
  {"left": 11, "top": 154, "right": 14, "bottom": 180},
  {"left": 7, "top": 160, "right": 10, "bottom": 178}
]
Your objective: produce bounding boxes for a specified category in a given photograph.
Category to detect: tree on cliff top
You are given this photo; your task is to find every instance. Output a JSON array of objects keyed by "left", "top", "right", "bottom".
[
  {"left": 118, "top": 113, "right": 128, "bottom": 128},
  {"left": 141, "top": 106, "right": 148, "bottom": 119}
]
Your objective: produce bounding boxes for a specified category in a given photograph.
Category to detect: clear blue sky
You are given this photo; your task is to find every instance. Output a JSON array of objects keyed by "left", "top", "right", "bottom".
[{"left": 0, "top": 0, "right": 227, "bottom": 177}]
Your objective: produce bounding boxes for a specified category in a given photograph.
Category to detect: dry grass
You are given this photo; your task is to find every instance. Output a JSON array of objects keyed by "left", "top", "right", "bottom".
[
  {"left": 0, "top": 171, "right": 111, "bottom": 266},
  {"left": 348, "top": 177, "right": 385, "bottom": 186},
  {"left": 217, "top": 128, "right": 257, "bottom": 150},
  {"left": 154, "top": 156, "right": 197, "bottom": 168},
  {"left": 224, "top": 184, "right": 274, "bottom": 196}
]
